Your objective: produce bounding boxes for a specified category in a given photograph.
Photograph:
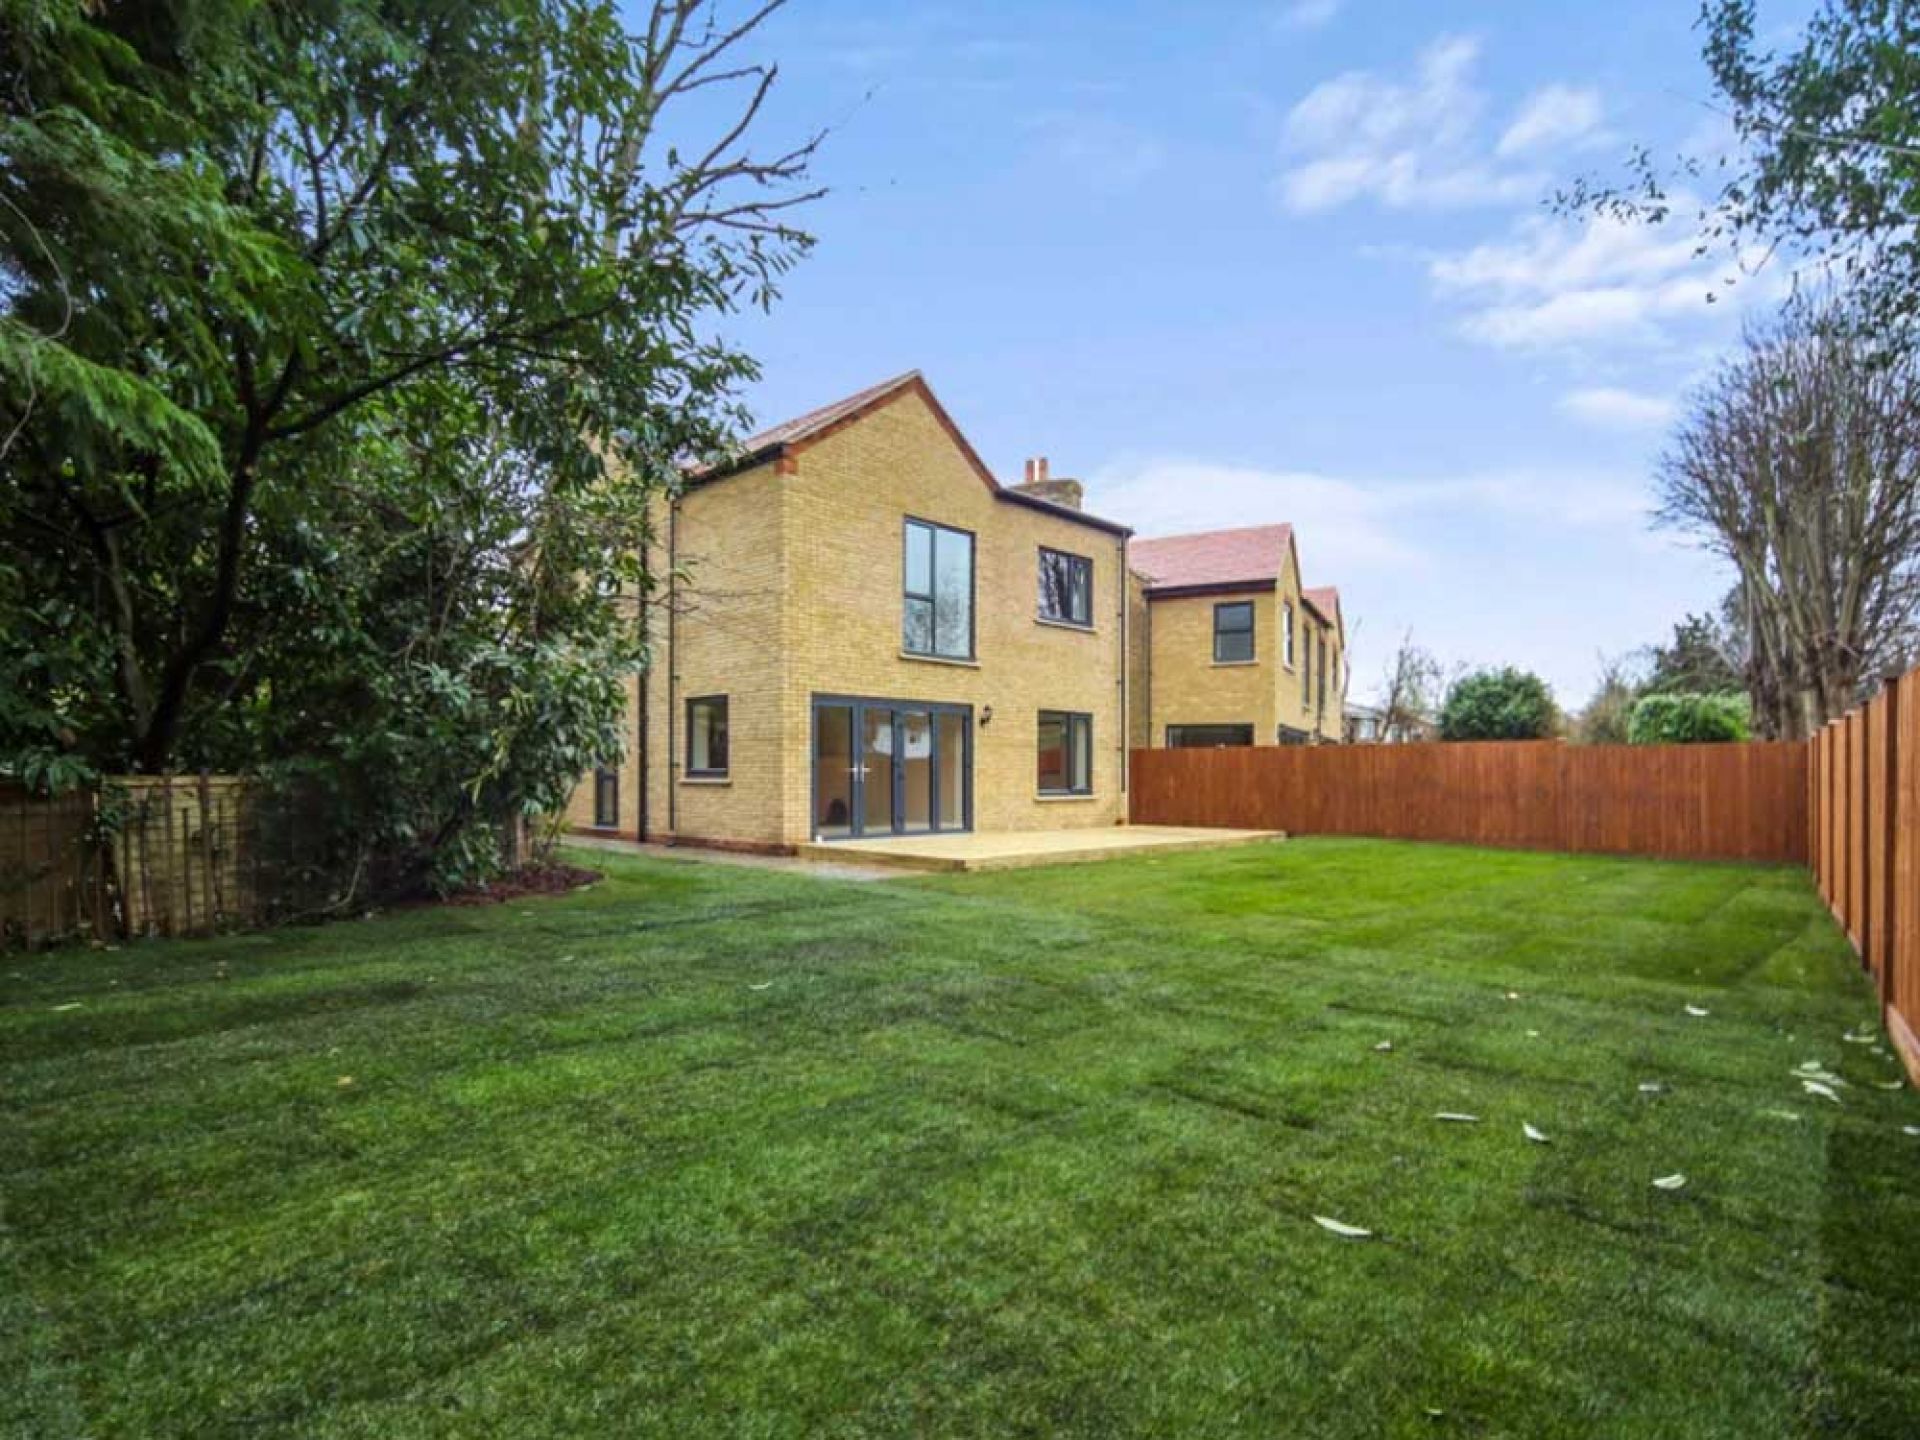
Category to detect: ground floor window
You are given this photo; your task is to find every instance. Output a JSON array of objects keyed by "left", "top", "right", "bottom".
[
  {"left": 1038, "top": 710, "right": 1093, "bottom": 794},
  {"left": 686, "top": 695, "right": 729, "bottom": 777},
  {"left": 1166, "top": 724, "right": 1253, "bottom": 749},
  {"left": 593, "top": 766, "right": 619, "bottom": 826},
  {"left": 1277, "top": 725, "right": 1313, "bottom": 746}
]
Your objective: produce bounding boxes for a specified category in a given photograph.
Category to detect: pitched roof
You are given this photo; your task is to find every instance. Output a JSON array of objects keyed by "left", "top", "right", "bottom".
[
  {"left": 1302, "top": 585, "right": 1342, "bottom": 628},
  {"left": 690, "top": 371, "right": 1130, "bottom": 536},
  {"left": 1130, "top": 524, "right": 1294, "bottom": 593},
  {"left": 733, "top": 369, "right": 923, "bottom": 461}
]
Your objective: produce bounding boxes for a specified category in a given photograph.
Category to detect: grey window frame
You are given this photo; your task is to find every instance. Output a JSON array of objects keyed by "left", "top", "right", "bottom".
[
  {"left": 685, "top": 694, "right": 729, "bottom": 778},
  {"left": 1037, "top": 709, "right": 1094, "bottom": 795},
  {"left": 903, "top": 517, "right": 976, "bottom": 660},
  {"left": 1037, "top": 546, "right": 1094, "bottom": 627},
  {"left": 1213, "top": 601, "right": 1255, "bottom": 663}
]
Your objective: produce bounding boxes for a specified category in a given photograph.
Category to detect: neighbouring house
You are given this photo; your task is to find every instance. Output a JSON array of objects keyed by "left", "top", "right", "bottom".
[
  {"left": 564, "top": 372, "right": 1350, "bottom": 851},
  {"left": 1128, "top": 525, "right": 1346, "bottom": 749},
  {"left": 1343, "top": 702, "right": 1434, "bottom": 744},
  {"left": 564, "top": 371, "right": 1131, "bottom": 851}
]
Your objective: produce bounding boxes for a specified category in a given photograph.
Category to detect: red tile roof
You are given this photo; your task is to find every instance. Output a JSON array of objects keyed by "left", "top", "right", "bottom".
[
  {"left": 1130, "top": 524, "right": 1294, "bottom": 592},
  {"left": 1303, "top": 585, "right": 1342, "bottom": 628},
  {"left": 732, "top": 369, "right": 923, "bottom": 459}
]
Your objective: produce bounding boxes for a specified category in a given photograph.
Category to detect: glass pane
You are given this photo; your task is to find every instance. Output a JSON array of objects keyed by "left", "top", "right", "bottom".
[
  {"left": 862, "top": 709, "right": 893, "bottom": 834},
  {"left": 689, "top": 700, "right": 727, "bottom": 772},
  {"left": 814, "top": 706, "right": 853, "bottom": 838},
  {"left": 1069, "top": 559, "right": 1091, "bottom": 624},
  {"left": 936, "top": 712, "right": 967, "bottom": 829},
  {"left": 900, "top": 711, "right": 932, "bottom": 832},
  {"left": 1071, "top": 716, "right": 1091, "bottom": 792},
  {"left": 904, "top": 522, "right": 932, "bottom": 596},
  {"left": 1039, "top": 551, "right": 1067, "bottom": 620},
  {"left": 1037, "top": 713, "right": 1066, "bottom": 792},
  {"left": 1217, "top": 628, "right": 1254, "bottom": 663},
  {"left": 903, "top": 596, "right": 933, "bottom": 654},
  {"left": 934, "top": 527, "right": 972, "bottom": 657}
]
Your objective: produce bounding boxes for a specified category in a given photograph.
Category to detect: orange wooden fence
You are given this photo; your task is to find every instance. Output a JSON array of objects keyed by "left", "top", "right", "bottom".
[
  {"left": 1811, "top": 672, "right": 1920, "bottom": 1082},
  {"left": 1130, "top": 740, "right": 1808, "bottom": 863}
]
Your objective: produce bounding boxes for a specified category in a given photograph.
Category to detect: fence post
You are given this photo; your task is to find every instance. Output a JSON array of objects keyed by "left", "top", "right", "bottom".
[{"left": 1881, "top": 676, "right": 1902, "bottom": 1007}]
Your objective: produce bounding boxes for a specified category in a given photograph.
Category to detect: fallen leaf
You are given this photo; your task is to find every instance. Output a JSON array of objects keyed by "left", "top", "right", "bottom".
[
  {"left": 1653, "top": 1173, "right": 1687, "bottom": 1190},
  {"left": 1842, "top": 1031, "right": 1876, "bottom": 1045},
  {"left": 1373, "top": 1040, "right": 1393, "bottom": 1053},
  {"left": 1434, "top": 1112, "right": 1480, "bottom": 1124},
  {"left": 1758, "top": 1108, "right": 1802, "bottom": 1122},
  {"left": 1504, "top": 991, "right": 1520, "bottom": 1001},
  {"left": 1800, "top": 1080, "right": 1842, "bottom": 1104},
  {"left": 1684, "top": 1004, "right": 1710, "bottom": 1018},
  {"left": 749, "top": 982, "right": 774, "bottom": 991},
  {"left": 1526, "top": 1029, "right": 1541, "bottom": 1038},
  {"left": 1872, "top": 1080, "right": 1904, "bottom": 1091},
  {"left": 1904, "top": 1125, "right": 1920, "bottom": 1138},
  {"left": 1522, "top": 1122, "right": 1549, "bottom": 1144},
  {"left": 1312, "top": 1215, "right": 1373, "bottom": 1239},
  {"left": 1638, "top": 1082, "right": 1668, "bottom": 1094},
  {"left": 337, "top": 1076, "right": 355, "bottom": 1088},
  {"left": 51, "top": 1002, "right": 83, "bottom": 1013}
]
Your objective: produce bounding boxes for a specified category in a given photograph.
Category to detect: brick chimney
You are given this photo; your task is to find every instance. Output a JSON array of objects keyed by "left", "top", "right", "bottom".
[{"left": 1012, "top": 455, "right": 1084, "bottom": 510}]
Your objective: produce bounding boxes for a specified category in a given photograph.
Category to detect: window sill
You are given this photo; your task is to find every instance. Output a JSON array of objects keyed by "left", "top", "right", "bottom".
[
  {"left": 680, "top": 775, "right": 731, "bottom": 787},
  {"left": 1035, "top": 616, "right": 1097, "bottom": 634},
  {"left": 1036, "top": 792, "right": 1097, "bottom": 802},
  {"left": 899, "top": 650, "right": 980, "bottom": 668},
  {"left": 1212, "top": 659, "right": 1259, "bottom": 668}
]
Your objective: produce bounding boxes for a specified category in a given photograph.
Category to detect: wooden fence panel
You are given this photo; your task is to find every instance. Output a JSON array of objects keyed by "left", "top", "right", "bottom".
[{"left": 1130, "top": 740, "right": 1808, "bottom": 863}]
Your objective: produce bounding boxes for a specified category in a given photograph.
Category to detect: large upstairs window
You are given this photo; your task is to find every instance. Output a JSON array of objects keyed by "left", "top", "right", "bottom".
[
  {"left": 1037, "top": 547, "right": 1093, "bottom": 627},
  {"left": 904, "top": 519, "right": 974, "bottom": 660}
]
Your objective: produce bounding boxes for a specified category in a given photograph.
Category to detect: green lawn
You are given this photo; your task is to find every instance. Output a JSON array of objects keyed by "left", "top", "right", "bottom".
[{"left": 5, "top": 839, "right": 1918, "bottom": 1439}]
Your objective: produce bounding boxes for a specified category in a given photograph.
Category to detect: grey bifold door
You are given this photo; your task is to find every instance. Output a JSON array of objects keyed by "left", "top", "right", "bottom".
[{"left": 812, "top": 698, "right": 970, "bottom": 840}]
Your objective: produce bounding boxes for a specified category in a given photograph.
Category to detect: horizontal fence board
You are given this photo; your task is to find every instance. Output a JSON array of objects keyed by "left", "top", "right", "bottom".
[{"left": 1130, "top": 741, "right": 1808, "bottom": 864}]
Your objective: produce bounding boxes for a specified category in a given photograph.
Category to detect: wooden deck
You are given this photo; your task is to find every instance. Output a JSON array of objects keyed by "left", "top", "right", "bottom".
[{"left": 796, "top": 825, "right": 1284, "bottom": 873}]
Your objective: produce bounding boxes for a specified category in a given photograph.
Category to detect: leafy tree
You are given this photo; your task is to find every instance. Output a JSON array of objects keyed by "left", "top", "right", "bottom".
[
  {"left": 1567, "top": 0, "right": 1920, "bottom": 342},
  {"left": 1659, "top": 289, "right": 1920, "bottom": 737},
  {"left": 0, "top": 2, "right": 817, "bottom": 885},
  {"left": 1439, "top": 667, "right": 1559, "bottom": 742},
  {"left": 1627, "top": 692, "right": 1753, "bottom": 744}
]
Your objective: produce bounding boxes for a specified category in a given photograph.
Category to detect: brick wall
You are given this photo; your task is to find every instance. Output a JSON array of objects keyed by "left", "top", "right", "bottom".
[
  {"left": 565, "top": 385, "right": 1129, "bottom": 847},
  {"left": 1142, "top": 545, "right": 1345, "bottom": 746}
]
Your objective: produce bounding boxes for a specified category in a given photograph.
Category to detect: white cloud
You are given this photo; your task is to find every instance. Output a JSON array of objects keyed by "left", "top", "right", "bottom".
[
  {"left": 1496, "top": 84, "right": 1605, "bottom": 157},
  {"left": 1277, "top": 35, "right": 1548, "bottom": 213},
  {"left": 1559, "top": 386, "right": 1679, "bottom": 431},
  {"left": 1275, "top": 0, "right": 1343, "bottom": 31},
  {"left": 1428, "top": 200, "right": 1763, "bottom": 352}
]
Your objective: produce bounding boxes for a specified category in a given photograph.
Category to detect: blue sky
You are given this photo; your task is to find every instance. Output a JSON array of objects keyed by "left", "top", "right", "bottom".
[{"left": 708, "top": 0, "right": 1807, "bottom": 707}]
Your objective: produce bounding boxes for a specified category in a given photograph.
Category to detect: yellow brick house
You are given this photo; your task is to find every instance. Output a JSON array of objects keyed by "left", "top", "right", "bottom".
[
  {"left": 565, "top": 372, "right": 1132, "bottom": 850},
  {"left": 1128, "top": 525, "right": 1345, "bottom": 748}
]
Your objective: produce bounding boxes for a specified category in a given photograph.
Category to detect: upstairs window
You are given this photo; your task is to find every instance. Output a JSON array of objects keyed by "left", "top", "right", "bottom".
[
  {"left": 1214, "top": 601, "right": 1254, "bottom": 663},
  {"left": 1282, "top": 601, "right": 1296, "bottom": 668},
  {"left": 1037, "top": 710, "right": 1093, "bottom": 794},
  {"left": 904, "top": 519, "right": 974, "bottom": 659},
  {"left": 1318, "top": 635, "right": 1329, "bottom": 715},
  {"left": 686, "top": 695, "right": 729, "bottom": 777},
  {"left": 1038, "top": 547, "right": 1093, "bottom": 627}
]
